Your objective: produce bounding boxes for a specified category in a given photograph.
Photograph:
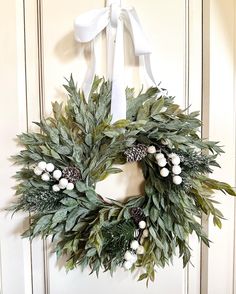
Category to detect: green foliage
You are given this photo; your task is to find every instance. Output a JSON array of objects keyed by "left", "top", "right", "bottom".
[
  {"left": 101, "top": 220, "right": 136, "bottom": 266},
  {"left": 11, "top": 75, "right": 236, "bottom": 284}
]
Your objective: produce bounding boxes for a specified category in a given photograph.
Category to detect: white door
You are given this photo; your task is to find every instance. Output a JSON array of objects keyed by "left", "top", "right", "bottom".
[{"left": 0, "top": 1, "right": 235, "bottom": 293}]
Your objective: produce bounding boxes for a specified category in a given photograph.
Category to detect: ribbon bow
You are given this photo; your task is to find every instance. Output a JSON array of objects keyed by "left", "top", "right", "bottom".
[{"left": 74, "top": 1, "right": 160, "bottom": 122}]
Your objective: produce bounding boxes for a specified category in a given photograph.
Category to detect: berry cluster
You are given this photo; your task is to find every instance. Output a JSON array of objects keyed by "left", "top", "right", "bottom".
[
  {"left": 147, "top": 145, "right": 183, "bottom": 185},
  {"left": 33, "top": 161, "right": 75, "bottom": 191},
  {"left": 123, "top": 220, "right": 148, "bottom": 270}
]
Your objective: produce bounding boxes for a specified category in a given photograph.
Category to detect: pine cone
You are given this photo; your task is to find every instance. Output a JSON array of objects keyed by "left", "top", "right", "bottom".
[
  {"left": 124, "top": 144, "right": 147, "bottom": 162},
  {"left": 62, "top": 166, "right": 81, "bottom": 184},
  {"left": 129, "top": 207, "right": 145, "bottom": 224}
]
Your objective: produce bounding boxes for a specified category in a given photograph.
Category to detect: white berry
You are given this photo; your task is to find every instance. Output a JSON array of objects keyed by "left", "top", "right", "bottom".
[
  {"left": 59, "top": 178, "right": 68, "bottom": 189},
  {"left": 172, "top": 165, "right": 182, "bottom": 175},
  {"left": 124, "top": 251, "right": 137, "bottom": 263},
  {"left": 130, "top": 254, "right": 137, "bottom": 263},
  {"left": 41, "top": 173, "right": 50, "bottom": 182},
  {"left": 137, "top": 245, "right": 145, "bottom": 255},
  {"left": 124, "top": 251, "right": 133, "bottom": 261},
  {"left": 173, "top": 175, "right": 182, "bottom": 185},
  {"left": 172, "top": 156, "right": 181, "bottom": 165},
  {"left": 155, "top": 153, "right": 165, "bottom": 160},
  {"left": 52, "top": 185, "right": 60, "bottom": 192},
  {"left": 157, "top": 158, "right": 167, "bottom": 167},
  {"left": 147, "top": 146, "right": 156, "bottom": 154},
  {"left": 53, "top": 169, "right": 62, "bottom": 180},
  {"left": 160, "top": 167, "right": 169, "bottom": 177},
  {"left": 139, "top": 220, "right": 146, "bottom": 229},
  {"left": 168, "top": 153, "right": 176, "bottom": 158},
  {"left": 37, "top": 161, "right": 47, "bottom": 170},
  {"left": 130, "top": 240, "right": 139, "bottom": 250},
  {"left": 142, "top": 229, "right": 149, "bottom": 238},
  {"left": 34, "top": 167, "right": 43, "bottom": 176},
  {"left": 46, "top": 163, "right": 55, "bottom": 172},
  {"left": 123, "top": 260, "right": 133, "bottom": 270},
  {"left": 66, "top": 183, "right": 74, "bottom": 191}
]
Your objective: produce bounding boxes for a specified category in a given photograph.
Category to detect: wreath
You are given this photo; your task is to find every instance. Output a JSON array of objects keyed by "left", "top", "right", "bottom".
[{"left": 11, "top": 76, "right": 235, "bottom": 284}]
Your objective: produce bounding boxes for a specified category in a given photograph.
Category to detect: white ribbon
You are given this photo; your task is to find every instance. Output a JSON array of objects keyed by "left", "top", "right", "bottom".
[{"left": 74, "top": 2, "right": 161, "bottom": 122}]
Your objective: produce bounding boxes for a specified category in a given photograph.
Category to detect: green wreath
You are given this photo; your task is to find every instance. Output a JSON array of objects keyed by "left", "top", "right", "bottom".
[{"left": 11, "top": 76, "right": 235, "bottom": 284}]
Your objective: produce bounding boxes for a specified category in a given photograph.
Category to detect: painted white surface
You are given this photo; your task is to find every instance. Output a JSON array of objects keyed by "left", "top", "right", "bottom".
[
  {"left": 0, "top": 1, "right": 32, "bottom": 293},
  {"left": 208, "top": 1, "right": 236, "bottom": 294},
  {"left": 0, "top": 0, "right": 235, "bottom": 293}
]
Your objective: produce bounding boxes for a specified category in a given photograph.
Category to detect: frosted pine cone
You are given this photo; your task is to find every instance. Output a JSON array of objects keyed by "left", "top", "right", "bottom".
[
  {"left": 62, "top": 166, "right": 81, "bottom": 184},
  {"left": 124, "top": 144, "right": 147, "bottom": 162}
]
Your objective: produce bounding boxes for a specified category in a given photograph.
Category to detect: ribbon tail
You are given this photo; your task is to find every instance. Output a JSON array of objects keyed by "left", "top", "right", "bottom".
[
  {"left": 124, "top": 8, "right": 164, "bottom": 94},
  {"left": 110, "top": 19, "right": 126, "bottom": 122},
  {"left": 124, "top": 8, "right": 151, "bottom": 55},
  {"left": 143, "top": 54, "right": 158, "bottom": 87},
  {"left": 82, "top": 41, "right": 96, "bottom": 101},
  {"left": 74, "top": 7, "right": 110, "bottom": 101},
  {"left": 106, "top": 24, "right": 116, "bottom": 79},
  {"left": 144, "top": 54, "right": 165, "bottom": 94}
]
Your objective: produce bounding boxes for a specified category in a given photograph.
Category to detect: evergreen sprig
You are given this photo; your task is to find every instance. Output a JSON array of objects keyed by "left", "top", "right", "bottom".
[
  {"left": 16, "top": 188, "right": 63, "bottom": 213},
  {"left": 102, "top": 220, "right": 136, "bottom": 264}
]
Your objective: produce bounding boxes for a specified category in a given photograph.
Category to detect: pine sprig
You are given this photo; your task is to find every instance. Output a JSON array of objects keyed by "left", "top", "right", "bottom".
[
  {"left": 101, "top": 220, "right": 136, "bottom": 263},
  {"left": 179, "top": 150, "right": 220, "bottom": 175},
  {"left": 14, "top": 188, "right": 63, "bottom": 213}
]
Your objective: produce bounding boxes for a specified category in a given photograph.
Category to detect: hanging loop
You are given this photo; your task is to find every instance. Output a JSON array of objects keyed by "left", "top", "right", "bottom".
[{"left": 74, "top": 2, "right": 162, "bottom": 122}]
